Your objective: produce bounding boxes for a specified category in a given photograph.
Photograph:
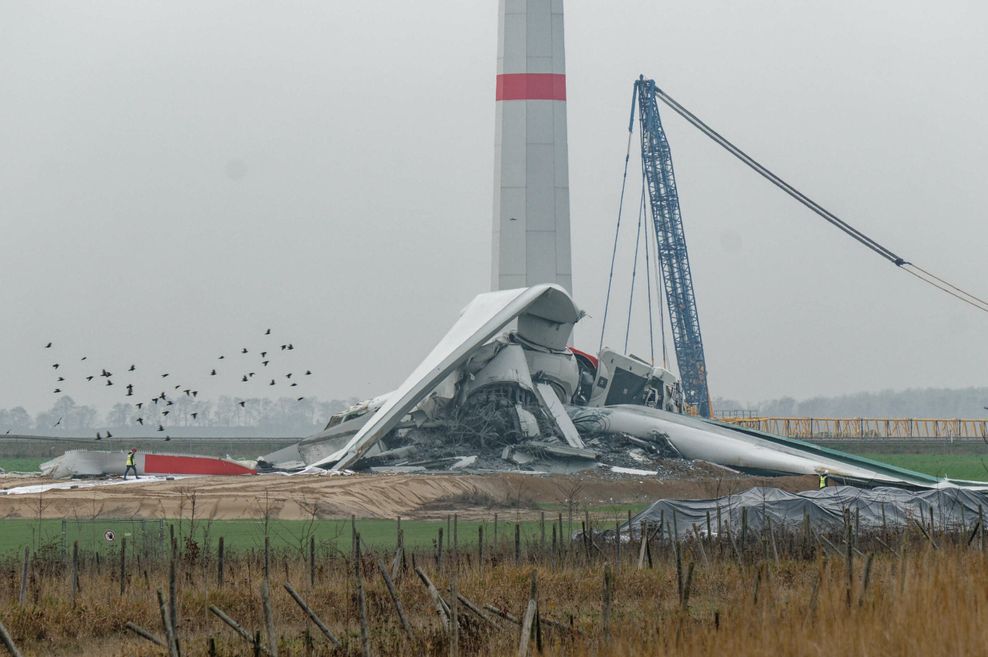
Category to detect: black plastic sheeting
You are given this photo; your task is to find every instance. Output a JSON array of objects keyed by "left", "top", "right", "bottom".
[{"left": 623, "top": 486, "right": 988, "bottom": 539}]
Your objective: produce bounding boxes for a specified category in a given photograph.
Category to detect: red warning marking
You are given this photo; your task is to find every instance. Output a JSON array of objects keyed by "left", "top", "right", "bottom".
[
  {"left": 143, "top": 454, "right": 256, "bottom": 476},
  {"left": 496, "top": 73, "right": 566, "bottom": 101}
]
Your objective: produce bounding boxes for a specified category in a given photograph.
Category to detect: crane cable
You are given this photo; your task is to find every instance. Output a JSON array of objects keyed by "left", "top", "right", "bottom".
[
  {"left": 642, "top": 177, "right": 657, "bottom": 364},
  {"left": 623, "top": 185, "right": 647, "bottom": 353},
  {"left": 651, "top": 85, "right": 988, "bottom": 315},
  {"left": 599, "top": 87, "right": 640, "bottom": 352}
]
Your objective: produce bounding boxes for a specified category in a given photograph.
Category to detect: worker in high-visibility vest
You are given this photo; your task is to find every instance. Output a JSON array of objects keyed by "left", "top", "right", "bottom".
[
  {"left": 818, "top": 470, "right": 829, "bottom": 489},
  {"left": 124, "top": 448, "right": 139, "bottom": 480}
]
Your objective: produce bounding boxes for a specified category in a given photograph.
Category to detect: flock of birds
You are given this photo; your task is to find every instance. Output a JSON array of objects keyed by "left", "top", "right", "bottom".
[{"left": 42, "top": 329, "right": 313, "bottom": 440}]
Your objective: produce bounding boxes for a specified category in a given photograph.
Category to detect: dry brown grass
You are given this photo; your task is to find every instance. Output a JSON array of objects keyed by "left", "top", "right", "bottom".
[{"left": 0, "top": 525, "right": 985, "bottom": 656}]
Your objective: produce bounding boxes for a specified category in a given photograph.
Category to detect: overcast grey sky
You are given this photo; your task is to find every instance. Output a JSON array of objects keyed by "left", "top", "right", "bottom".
[{"left": 1, "top": 1, "right": 986, "bottom": 415}]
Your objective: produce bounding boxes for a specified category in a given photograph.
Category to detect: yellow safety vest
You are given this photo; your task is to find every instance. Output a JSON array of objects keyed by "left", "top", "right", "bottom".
[
  {"left": 127, "top": 453, "right": 135, "bottom": 467},
  {"left": 818, "top": 474, "right": 827, "bottom": 489}
]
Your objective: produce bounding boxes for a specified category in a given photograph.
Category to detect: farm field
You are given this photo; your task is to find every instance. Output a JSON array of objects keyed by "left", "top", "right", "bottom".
[{"left": 0, "top": 511, "right": 985, "bottom": 656}]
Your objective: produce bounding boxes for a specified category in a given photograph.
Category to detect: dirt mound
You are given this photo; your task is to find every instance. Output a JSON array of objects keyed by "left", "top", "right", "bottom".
[{"left": 0, "top": 470, "right": 815, "bottom": 520}]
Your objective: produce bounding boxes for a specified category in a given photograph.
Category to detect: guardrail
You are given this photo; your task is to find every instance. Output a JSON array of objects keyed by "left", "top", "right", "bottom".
[{"left": 717, "top": 417, "right": 988, "bottom": 440}]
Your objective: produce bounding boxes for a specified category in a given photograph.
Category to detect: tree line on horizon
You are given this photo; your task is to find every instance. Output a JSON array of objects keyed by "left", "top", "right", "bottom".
[
  {"left": 0, "top": 395, "right": 354, "bottom": 435},
  {"left": 715, "top": 386, "right": 988, "bottom": 418}
]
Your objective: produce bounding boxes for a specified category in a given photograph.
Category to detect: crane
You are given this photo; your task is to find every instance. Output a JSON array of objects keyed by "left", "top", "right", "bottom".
[{"left": 633, "top": 76, "right": 712, "bottom": 417}]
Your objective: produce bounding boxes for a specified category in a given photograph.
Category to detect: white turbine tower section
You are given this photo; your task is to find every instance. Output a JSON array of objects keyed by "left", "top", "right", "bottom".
[{"left": 492, "top": 0, "right": 572, "bottom": 294}]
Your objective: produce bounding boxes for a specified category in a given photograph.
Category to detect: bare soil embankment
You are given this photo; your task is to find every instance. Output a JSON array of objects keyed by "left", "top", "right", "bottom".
[{"left": 0, "top": 470, "right": 814, "bottom": 520}]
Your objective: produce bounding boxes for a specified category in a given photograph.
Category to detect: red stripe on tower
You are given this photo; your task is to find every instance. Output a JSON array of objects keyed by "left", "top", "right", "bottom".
[{"left": 496, "top": 73, "right": 567, "bottom": 101}]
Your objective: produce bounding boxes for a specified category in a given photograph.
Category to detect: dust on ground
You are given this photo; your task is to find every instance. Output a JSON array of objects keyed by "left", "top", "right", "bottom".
[{"left": 0, "top": 465, "right": 814, "bottom": 520}]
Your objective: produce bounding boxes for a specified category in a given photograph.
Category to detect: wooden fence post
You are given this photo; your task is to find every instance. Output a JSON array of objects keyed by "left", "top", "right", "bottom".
[
  {"left": 309, "top": 536, "right": 316, "bottom": 589},
  {"left": 0, "top": 617, "right": 25, "bottom": 657},
  {"left": 284, "top": 582, "right": 342, "bottom": 648},
  {"left": 355, "top": 533, "right": 372, "bottom": 657},
  {"left": 19, "top": 546, "right": 29, "bottom": 604},
  {"left": 217, "top": 537, "right": 225, "bottom": 587},
  {"left": 119, "top": 537, "right": 127, "bottom": 596},
  {"left": 518, "top": 572, "right": 538, "bottom": 657},
  {"left": 70, "top": 540, "right": 79, "bottom": 606},
  {"left": 262, "top": 579, "right": 278, "bottom": 657},
  {"left": 375, "top": 562, "right": 412, "bottom": 638}
]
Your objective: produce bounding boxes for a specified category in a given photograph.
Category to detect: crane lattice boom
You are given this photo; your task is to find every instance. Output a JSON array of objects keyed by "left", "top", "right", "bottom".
[{"left": 635, "top": 76, "right": 712, "bottom": 417}]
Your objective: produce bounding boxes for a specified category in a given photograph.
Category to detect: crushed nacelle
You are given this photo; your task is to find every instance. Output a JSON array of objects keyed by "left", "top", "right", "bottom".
[{"left": 261, "top": 284, "right": 985, "bottom": 489}]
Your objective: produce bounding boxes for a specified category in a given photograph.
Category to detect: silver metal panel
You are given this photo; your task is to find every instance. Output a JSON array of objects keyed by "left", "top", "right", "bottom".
[
  {"left": 501, "top": 12, "right": 527, "bottom": 73},
  {"left": 525, "top": 100, "right": 554, "bottom": 144},
  {"left": 552, "top": 101, "right": 569, "bottom": 184},
  {"left": 498, "top": 186, "right": 527, "bottom": 278},
  {"left": 525, "top": 144, "right": 555, "bottom": 230},
  {"left": 525, "top": 1, "right": 552, "bottom": 59},
  {"left": 534, "top": 382, "right": 586, "bottom": 449},
  {"left": 498, "top": 102, "right": 527, "bottom": 186},
  {"left": 551, "top": 13, "right": 565, "bottom": 73},
  {"left": 525, "top": 230, "right": 557, "bottom": 284},
  {"left": 494, "top": 0, "right": 571, "bottom": 294},
  {"left": 554, "top": 188, "right": 572, "bottom": 276}
]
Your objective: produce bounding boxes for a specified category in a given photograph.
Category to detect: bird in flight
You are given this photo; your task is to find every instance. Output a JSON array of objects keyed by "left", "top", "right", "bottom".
[
  {"left": 305, "top": 370, "right": 312, "bottom": 375},
  {"left": 241, "top": 348, "right": 248, "bottom": 354},
  {"left": 262, "top": 360, "right": 270, "bottom": 367},
  {"left": 286, "top": 373, "right": 293, "bottom": 379},
  {"left": 218, "top": 355, "right": 225, "bottom": 360},
  {"left": 238, "top": 400, "right": 246, "bottom": 408},
  {"left": 241, "top": 375, "right": 248, "bottom": 382},
  {"left": 129, "top": 364, "right": 136, "bottom": 372},
  {"left": 136, "top": 418, "right": 144, "bottom": 426},
  {"left": 126, "top": 384, "right": 134, "bottom": 397},
  {"left": 210, "top": 369, "right": 217, "bottom": 376},
  {"left": 95, "top": 432, "right": 102, "bottom": 440},
  {"left": 53, "top": 388, "right": 62, "bottom": 394},
  {"left": 53, "top": 417, "right": 62, "bottom": 427},
  {"left": 164, "top": 435, "right": 171, "bottom": 441},
  {"left": 135, "top": 402, "right": 143, "bottom": 409},
  {"left": 162, "top": 410, "right": 170, "bottom": 417},
  {"left": 191, "top": 412, "right": 198, "bottom": 420},
  {"left": 265, "top": 328, "right": 271, "bottom": 335},
  {"left": 269, "top": 379, "right": 276, "bottom": 386},
  {"left": 81, "top": 356, "right": 87, "bottom": 361},
  {"left": 106, "top": 380, "right": 113, "bottom": 387},
  {"left": 86, "top": 376, "right": 94, "bottom": 381},
  {"left": 52, "top": 363, "right": 60, "bottom": 369},
  {"left": 57, "top": 376, "right": 65, "bottom": 382},
  {"left": 297, "top": 397, "right": 304, "bottom": 402},
  {"left": 260, "top": 351, "right": 268, "bottom": 358},
  {"left": 157, "top": 424, "right": 164, "bottom": 432},
  {"left": 106, "top": 431, "right": 113, "bottom": 439},
  {"left": 161, "top": 373, "right": 169, "bottom": 378},
  {"left": 44, "top": 342, "right": 52, "bottom": 348}
]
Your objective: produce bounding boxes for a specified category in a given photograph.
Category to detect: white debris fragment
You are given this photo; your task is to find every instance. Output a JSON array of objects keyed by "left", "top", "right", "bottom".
[{"left": 609, "top": 466, "right": 658, "bottom": 476}]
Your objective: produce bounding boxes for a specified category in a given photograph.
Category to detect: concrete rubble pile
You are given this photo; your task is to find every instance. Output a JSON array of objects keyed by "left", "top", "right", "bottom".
[
  {"left": 260, "top": 284, "right": 687, "bottom": 475},
  {"left": 258, "top": 283, "right": 983, "bottom": 490}
]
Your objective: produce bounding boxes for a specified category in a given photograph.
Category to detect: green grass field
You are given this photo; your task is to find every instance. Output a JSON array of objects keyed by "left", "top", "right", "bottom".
[
  {"left": 0, "top": 457, "right": 44, "bottom": 472},
  {"left": 858, "top": 453, "right": 988, "bottom": 480},
  {"left": 4, "top": 449, "right": 988, "bottom": 557},
  {"left": 0, "top": 514, "right": 593, "bottom": 558}
]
